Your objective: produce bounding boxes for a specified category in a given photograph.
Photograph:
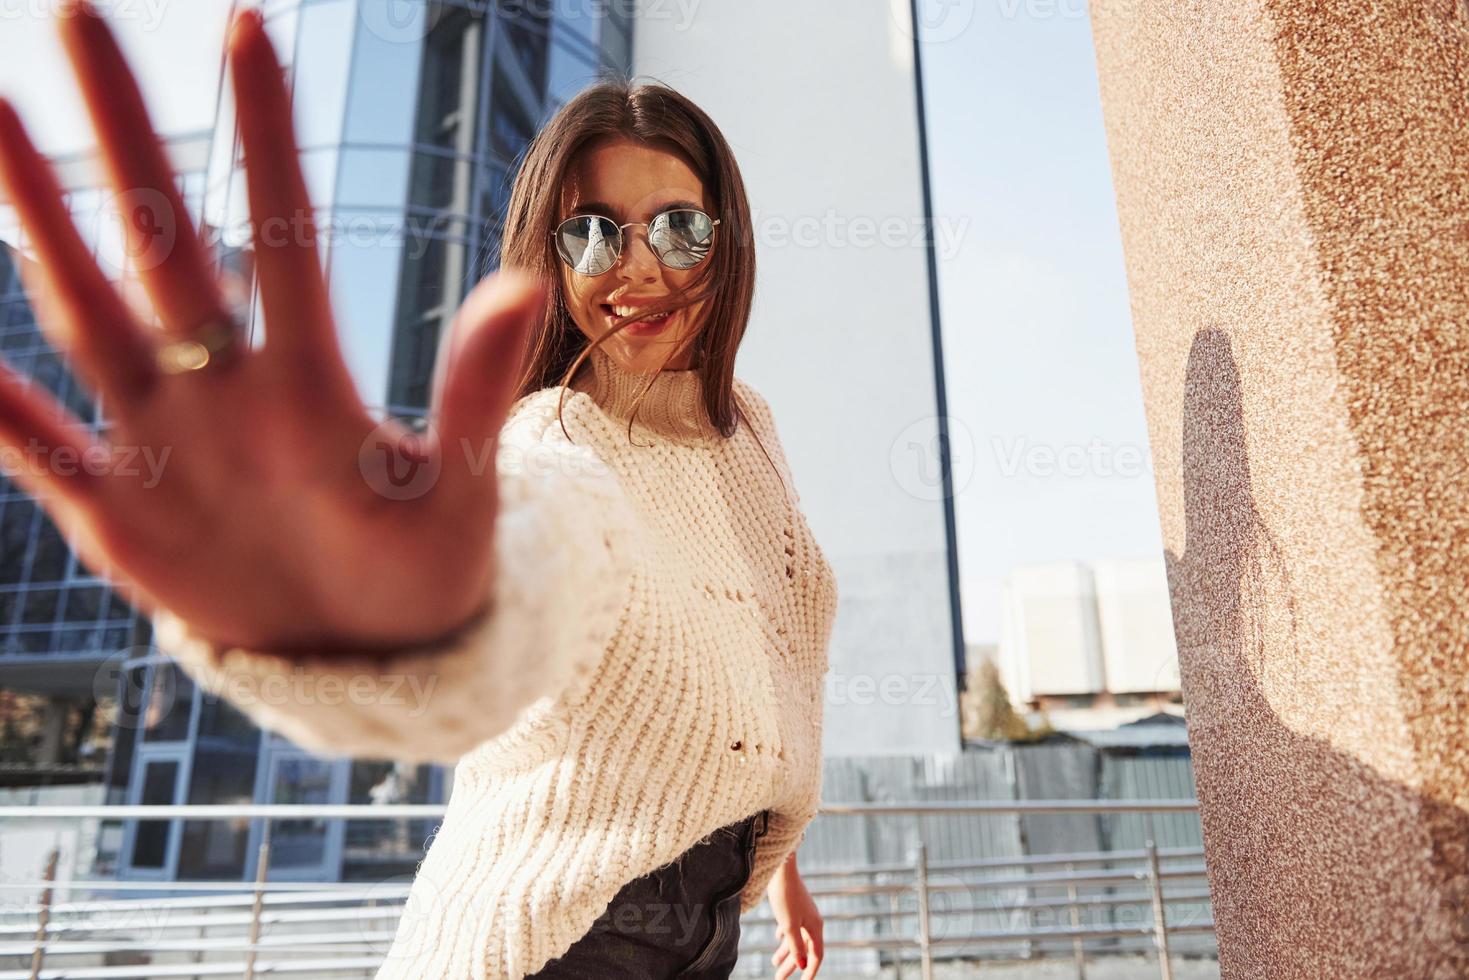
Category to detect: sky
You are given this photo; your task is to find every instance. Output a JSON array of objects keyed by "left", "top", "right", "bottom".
[
  {"left": 0, "top": 1, "right": 232, "bottom": 155},
  {"left": 0, "top": 0, "right": 1166, "bottom": 646},
  {"left": 914, "top": 0, "right": 1165, "bottom": 645}
]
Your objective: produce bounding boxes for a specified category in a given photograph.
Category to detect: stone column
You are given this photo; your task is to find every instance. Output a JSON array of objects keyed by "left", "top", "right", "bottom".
[{"left": 1088, "top": 2, "right": 1469, "bottom": 976}]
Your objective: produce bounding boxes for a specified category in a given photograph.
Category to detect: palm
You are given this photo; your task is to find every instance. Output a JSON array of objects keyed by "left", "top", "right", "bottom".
[{"left": 0, "top": 2, "right": 544, "bottom": 654}]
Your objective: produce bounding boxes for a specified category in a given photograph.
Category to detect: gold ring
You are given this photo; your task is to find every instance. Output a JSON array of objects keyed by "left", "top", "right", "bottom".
[{"left": 154, "top": 316, "right": 243, "bottom": 375}]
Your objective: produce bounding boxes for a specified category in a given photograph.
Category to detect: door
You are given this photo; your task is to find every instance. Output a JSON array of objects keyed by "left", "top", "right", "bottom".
[
  {"left": 117, "top": 746, "right": 188, "bottom": 880},
  {"left": 245, "top": 744, "right": 348, "bottom": 882}
]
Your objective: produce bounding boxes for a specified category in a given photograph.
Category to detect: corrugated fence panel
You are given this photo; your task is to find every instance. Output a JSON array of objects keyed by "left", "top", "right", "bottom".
[
  {"left": 1099, "top": 748, "right": 1216, "bottom": 957},
  {"left": 745, "top": 742, "right": 1215, "bottom": 972}
]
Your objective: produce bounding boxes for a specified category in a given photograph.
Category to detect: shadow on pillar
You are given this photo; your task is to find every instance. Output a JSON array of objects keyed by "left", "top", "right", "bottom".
[{"left": 1162, "top": 328, "right": 1469, "bottom": 977}]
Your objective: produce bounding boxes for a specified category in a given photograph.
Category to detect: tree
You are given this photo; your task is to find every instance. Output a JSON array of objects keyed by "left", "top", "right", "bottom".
[{"left": 961, "top": 661, "right": 1053, "bottom": 742}]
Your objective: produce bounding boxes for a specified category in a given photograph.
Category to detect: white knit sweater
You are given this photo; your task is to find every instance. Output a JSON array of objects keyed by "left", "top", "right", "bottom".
[{"left": 149, "top": 343, "right": 840, "bottom": 978}]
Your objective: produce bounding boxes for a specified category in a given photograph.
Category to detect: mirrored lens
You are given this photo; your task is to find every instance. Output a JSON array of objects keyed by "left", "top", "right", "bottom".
[
  {"left": 649, "top": 209, "right": 716, "bottom": 269},
  {"left": 556, "top": 216, "right": 621, "bottom": 275}
]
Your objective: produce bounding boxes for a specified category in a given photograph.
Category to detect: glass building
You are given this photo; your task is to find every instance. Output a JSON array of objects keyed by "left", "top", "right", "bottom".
[{"left": 0, "top": 0, "right": 632, "bottom": 886}]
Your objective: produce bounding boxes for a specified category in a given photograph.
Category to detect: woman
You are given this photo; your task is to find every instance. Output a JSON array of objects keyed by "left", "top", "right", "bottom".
[{"left": 0, "top": 4, "right": 834, "bottom": 978}]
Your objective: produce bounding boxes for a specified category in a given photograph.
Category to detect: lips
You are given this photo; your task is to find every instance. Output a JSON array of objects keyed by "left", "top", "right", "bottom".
[
  {"left": 600, "top": 301, "right": 665, "bottom": 314},
  {"left": 601, "top": 303, "right": 673, "bottom": 323},
  {"left": 601, "top": 303, "right": 675, "bottom": 334}
]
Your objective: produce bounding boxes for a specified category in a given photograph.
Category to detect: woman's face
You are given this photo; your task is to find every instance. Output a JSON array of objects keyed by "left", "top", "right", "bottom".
[{"left": 557, "top": 136, "right": 712, "bottom": 373}]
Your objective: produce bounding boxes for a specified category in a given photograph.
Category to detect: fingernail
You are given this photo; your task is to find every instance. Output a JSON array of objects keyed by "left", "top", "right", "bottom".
[
  {"left": 230, "top": 7, "right": 262, "bottom": 46},
  {"left": 59, "top": 0, "right": 99, "bottom": 23}
]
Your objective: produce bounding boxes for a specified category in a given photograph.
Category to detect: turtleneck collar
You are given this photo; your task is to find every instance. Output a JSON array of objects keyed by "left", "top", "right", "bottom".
[{"left": 569, "top": 344, "right": 723, "bottom": 447}]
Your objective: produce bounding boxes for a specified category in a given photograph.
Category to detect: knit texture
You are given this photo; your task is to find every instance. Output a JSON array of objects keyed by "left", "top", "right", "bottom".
[{"left": 149, "top": 342, "right": 839, "bottom": 978}]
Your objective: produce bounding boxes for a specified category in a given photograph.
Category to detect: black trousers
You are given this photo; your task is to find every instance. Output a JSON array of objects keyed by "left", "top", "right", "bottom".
[{"left": 526, "top": 809, "right": 771, "bottom": 979}]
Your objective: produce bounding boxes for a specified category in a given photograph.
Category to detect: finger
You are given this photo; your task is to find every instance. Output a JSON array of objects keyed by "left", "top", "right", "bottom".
[
  {"left": 799, "top": 928, "right": 822, "bottom": 975},
  {"left": 800, "top": 925, "right": 820, "bottom": 975},
  {"left": 227, "top": 8, "right": 356, "bottom": 402},
  {"left": 0, "top": 98, "right": 156, "bottom": 404},
  {"left": 0, "top": 359, "right": 105, "bottom": 504},
  {"left": 56, "top": 0, "right": 230, "bottom": 335},
  {"left": 431, "top": 268, "right": 544, "bottom": 508},
  {"left": 775, "top": 954, "right": 797, "bottom": 980},
  {"left": 771, "top": 941, "right": 790, "bottom": 967}
]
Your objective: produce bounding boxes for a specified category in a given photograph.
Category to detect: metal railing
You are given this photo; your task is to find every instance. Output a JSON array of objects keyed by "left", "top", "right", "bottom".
[{"left": 0, "top": 799, "right": 1213, "bottom": 979}]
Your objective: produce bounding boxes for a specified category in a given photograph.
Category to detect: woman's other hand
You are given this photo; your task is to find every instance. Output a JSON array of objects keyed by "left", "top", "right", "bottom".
[
  {"left": 0, "top": 1, "right": 544, "bottom": 655},
  {"left": 768, "top": 852, "right": 824, "bottom": 978}
]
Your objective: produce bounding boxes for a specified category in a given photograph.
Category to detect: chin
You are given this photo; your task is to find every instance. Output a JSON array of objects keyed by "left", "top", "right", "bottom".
[{"left": 622, "top": 342, "right": 687, "bottom": 372}]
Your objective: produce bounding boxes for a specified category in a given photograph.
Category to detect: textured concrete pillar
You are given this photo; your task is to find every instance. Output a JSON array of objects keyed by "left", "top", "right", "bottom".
[{"left": 1089, "top": 2, "right": 1469, "bottom": 975}]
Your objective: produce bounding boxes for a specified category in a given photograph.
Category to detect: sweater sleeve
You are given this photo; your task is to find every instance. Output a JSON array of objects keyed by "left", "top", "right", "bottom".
[{"left": 147, "top": 395, "right": 639, "bottom": 765}]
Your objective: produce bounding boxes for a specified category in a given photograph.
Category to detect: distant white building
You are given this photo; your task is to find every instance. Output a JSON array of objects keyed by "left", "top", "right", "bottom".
[{"left": 996, "top": 557, "right": 1181, "bottom": 730}]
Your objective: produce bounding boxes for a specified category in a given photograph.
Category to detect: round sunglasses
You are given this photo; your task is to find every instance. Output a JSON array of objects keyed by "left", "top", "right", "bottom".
[{"left": 552, "top": 208, "right": 720, "bottom": 276}]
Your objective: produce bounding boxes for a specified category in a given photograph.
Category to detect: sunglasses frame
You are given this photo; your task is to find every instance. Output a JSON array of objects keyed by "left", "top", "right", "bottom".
[{"left": 551, "top": 207, "right": 721, "bottom": 276}]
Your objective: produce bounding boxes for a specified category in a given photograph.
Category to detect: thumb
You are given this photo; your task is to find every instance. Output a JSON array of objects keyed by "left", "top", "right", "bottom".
[{"left": 431, "top": 267, "right": 545, "bottom": 496}]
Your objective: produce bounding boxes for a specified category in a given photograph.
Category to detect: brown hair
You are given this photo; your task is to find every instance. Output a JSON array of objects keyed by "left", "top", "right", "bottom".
[{"left": 495, "top": 77, "right": 762, "bottom": 451}]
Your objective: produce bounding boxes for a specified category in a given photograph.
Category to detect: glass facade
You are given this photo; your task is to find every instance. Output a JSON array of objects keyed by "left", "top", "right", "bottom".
[
  {"left": 202, "top": 0, "right": 633, "bottom": 416},
  {"left": 0, "top": 0, "right": 630, "bottom": 886},
  {"left": 0, "top": 236, "right": 160, "bottom": 667}
]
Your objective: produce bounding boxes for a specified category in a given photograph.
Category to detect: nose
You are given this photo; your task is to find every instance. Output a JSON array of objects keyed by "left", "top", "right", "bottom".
[{"left": 614, "top": 225, "right": 661, "bottom": 283}]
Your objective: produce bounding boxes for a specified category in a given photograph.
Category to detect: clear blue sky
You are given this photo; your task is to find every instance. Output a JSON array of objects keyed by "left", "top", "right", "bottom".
[
  {"left": 916, "top": 0, "right": 1165, "bottom": 644},
  {"left": 0, "top": 0, "right": 1166, "bottom": 646}
]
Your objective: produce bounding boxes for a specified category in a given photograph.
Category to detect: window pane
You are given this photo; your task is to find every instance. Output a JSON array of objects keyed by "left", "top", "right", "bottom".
[
  {"left": 291, "top": 0, "right": 356, "bottom": 152},
  {"left": 0, "top": 500, "right": 36, "bottom": 585},
  {"left": 546, "top": 38, "right": 601, "bottom": 107},
  {"left": 179, "top": 697, "right": 260, "bottom": 880},
  {"left": 28, "top": 516, "right": 69, "bottom": 582},
  {"left": 130, "top": 760, "right": 180, "bottom": 869},
  {"left": 18, "top": 588, "right": 58, "bottom": 625},
  {"left": 336, "top": 147, "right": 414, "bottom": 209},
  {"left": 142, "top": 664, "right": 194, "bottom": 743},
  {"left": 329, "top": 214, "right": 407, "bottom": 407},
  {"left": 550, "top": 0, "right": 600, "bottom": 48},
  {"left": 347, "top": 0, "right": 428, "bottom": 144},
  {"left": 268, "top": 757, "right": 336, "bottom": 871}
]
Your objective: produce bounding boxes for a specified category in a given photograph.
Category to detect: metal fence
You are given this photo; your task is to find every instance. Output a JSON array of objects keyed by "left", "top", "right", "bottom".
[{"left": 0, "top": 799, "right": 1213, "bottom": 979}]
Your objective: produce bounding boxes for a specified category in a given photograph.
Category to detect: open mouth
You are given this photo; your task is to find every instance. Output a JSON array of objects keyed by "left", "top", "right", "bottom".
[{"left": 601, "top": 304, "right": 676, "bottom": 333}]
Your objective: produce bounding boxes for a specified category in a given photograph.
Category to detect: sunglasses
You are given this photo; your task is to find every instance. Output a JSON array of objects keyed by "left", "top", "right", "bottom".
[{"left": 552, "top": 207, "right": 720, "bottom": 276}]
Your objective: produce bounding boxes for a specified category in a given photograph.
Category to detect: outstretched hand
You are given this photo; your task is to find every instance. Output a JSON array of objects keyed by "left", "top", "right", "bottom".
[{"left": 0, "top": 1, "right": 546, "bottom": 655}]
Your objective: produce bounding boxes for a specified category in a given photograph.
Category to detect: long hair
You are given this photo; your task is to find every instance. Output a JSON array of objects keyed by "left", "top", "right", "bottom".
[{"left": 495, "top": 77, "right": 758, "bottom": 447}]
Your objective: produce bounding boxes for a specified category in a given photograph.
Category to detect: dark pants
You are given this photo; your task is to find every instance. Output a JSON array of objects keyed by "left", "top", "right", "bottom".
[{"left": 526, "top": 809, "right": 771, "bottom": 979}]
